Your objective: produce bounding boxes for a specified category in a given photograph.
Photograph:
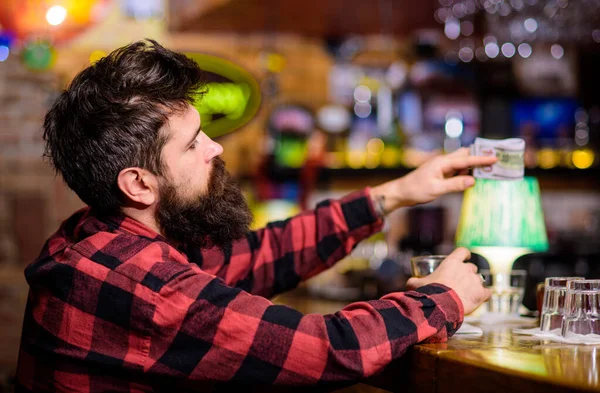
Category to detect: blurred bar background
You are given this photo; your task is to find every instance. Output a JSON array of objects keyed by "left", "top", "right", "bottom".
[{"left": 1, "top": 0, "right": 599, "bottom": 387}]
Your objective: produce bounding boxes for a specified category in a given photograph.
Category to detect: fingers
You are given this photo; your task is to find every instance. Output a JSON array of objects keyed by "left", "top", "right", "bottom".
[
  {"left": 464, "top": 262, "right": 478, "bottom": 273},
  {"left": 406, "top": 277, "right": 422, "bottom": 290},
  {"left": 441, "top": 152, "right": 498, "bottom": 173},
  {"left": 441, "top": 175, "right": 476, "bottom": 193},
  {"left": 447, "top": 247, "right": 471, "bottom": 263}
]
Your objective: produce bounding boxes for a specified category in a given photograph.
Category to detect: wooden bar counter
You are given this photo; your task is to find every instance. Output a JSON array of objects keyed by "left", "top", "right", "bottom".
[{"left": 273, "top": 292, "right": 600, "bottom": 393}]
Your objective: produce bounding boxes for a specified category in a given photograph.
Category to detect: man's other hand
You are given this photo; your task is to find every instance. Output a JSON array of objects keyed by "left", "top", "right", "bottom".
[{"left": 406, "top": 247, "right": 492, "bottom": 315}]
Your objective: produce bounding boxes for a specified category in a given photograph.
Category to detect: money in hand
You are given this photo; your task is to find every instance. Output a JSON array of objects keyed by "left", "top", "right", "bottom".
[{"left": 470, "top": 137, "right": 525, "bottom": 180}]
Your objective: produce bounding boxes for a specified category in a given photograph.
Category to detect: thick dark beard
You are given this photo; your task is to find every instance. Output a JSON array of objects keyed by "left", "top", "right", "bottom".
[{"left": 155, "top": 157, "right": 253, "bottom": 249}]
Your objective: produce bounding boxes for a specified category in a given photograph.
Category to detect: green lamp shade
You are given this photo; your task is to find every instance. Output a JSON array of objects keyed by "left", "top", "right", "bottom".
[
  {"left": 185, "top": 53, "right": 261, "bottom": 139},
  {"left": 456, "top": 177, "right": 549, "bottom": 252}
]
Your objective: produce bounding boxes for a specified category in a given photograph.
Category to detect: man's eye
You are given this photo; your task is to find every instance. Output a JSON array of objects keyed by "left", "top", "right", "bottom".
[{"left": 189, "top": 140, "right": 198, "bottom": 150}]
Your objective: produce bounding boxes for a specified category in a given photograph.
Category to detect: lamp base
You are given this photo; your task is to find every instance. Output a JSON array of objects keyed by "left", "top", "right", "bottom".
[
  {"left": 472, "top": 246, "right": 531, "bottom": 276},
  {"left": 486, "top": 285, "right": 525, "bottom": 315},
  {"left": 474, "top": 247, "right": 530, "bottom": 316}
]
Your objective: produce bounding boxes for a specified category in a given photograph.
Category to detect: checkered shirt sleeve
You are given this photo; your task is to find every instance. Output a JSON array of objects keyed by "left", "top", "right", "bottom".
[{"left": 183, "top": 188, "right": 385, "bottom": 297}]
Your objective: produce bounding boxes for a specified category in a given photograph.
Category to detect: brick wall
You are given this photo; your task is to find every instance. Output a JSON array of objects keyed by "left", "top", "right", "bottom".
[{"left": 0, "top": 55, "right": 85, "bottom": 379}]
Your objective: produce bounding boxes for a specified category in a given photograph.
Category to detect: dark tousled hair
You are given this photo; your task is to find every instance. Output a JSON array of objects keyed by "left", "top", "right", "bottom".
[{"left": 43, "top": 39, "right": 206, "bottom": 214}]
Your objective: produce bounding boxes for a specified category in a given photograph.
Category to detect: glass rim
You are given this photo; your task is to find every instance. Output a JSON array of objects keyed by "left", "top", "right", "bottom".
[
  {"left": 479, "top": 269, "right": 527, "bottom": 276},
  {"left": 545, "top": 277, "right": 586, "bottom": 288},
  {"left": 566, "top": 279, "right": 600, "bottom": 291},
  {"left": 410, "top": 255, "right": 447, "bottom": 263}
]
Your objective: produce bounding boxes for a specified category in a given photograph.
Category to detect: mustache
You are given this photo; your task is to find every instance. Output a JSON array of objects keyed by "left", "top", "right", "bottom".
[{"left": 209, "top": 156, "right": 228, "bottom": 195}]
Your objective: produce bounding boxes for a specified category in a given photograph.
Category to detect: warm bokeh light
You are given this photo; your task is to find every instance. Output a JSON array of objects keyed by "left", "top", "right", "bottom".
[
  {"left": 0, "top": 0, "right": 109, "bottom": 43},
  {"left": 562, "top": 150, "right": 575, "bottom": 168},
  {"left": 366, "top": 138, "right": 384, "bottom": 154},
  {"left": 324, "top": 152, "right": 345, "bottom": 169},
  {"left": 346, "top": 151, "right": 366, "bottom": 169},
  {"left": 380, "top": 147, "right": 398, "bottom": 167},
  {"left": 538, "top": 148, "right": 560, "bottom": 169},
  {"left": 572, "top": 149, "right": 595, "bottom": 169},
  {"left": 263, "top": 53, "right": 285, "bottom": 73},
  {"left": 89, "top": 49, "right": 107, "bottom": 64},
  {"left": 46, "top": 5, "right": 67, "bottom": 26},
  {"left": 365, "top": 152, "right": 381, "bottom": 169}
]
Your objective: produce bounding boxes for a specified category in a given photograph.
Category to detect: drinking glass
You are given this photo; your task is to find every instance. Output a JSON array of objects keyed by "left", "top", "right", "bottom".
[
  {"left": 561, "top": 280, "right": 600, "bottom": 338},
  {"left": 410, "top": 255, "right": 446, "bottom": 278},
  {"left": 480, "top": 270, "right": 527, "bottom": 314},
  {"left": 540, "top": 277, "right": 585, "bottom": 332}
]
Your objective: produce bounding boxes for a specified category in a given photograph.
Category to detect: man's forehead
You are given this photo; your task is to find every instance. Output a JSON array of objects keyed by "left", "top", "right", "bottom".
[{"left": 163, "top": 105, "right": 201, "bottom": 141}]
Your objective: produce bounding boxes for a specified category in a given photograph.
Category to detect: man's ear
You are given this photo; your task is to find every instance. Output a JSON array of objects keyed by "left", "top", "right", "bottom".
[{"left": 117, "top": 167, "right": 158, "bottom": 207}]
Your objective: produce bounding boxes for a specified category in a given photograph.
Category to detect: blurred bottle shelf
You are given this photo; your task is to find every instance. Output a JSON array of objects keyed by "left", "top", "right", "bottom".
[{"left": 251, "top": 165, "right": 600, "bottom": 191}]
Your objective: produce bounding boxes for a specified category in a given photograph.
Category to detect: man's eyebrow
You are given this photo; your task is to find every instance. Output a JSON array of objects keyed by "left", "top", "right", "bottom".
[{"left": 186, "top": 125, "right": 202, "bottom": 147}]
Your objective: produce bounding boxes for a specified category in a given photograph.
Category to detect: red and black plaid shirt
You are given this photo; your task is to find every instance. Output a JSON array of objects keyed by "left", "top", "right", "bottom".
[{"left": 15, "top": 188, "right": 463, "bottom": 392}]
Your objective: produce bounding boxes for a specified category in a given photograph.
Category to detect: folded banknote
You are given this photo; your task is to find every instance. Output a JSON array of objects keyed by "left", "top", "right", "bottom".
[{"left": 470, "top": 137, "right": 525, "bottom": 180}]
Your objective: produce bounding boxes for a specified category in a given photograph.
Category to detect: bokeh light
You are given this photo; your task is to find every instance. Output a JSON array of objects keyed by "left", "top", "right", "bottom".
[
  {"left": 524, "top": 18, "right": 538, "bottom": 33},
  {"left": 0, "top": 46, "right": 9, "bottom": 62},
  {"left": 485, "top": 42, "right": 500, "bottom": 58},
  {"left": 501, "top": 42, "right": 516, "bottom": 58},
  {"left": 551, "top": 44, "right": 564, "bottom": 59},
  {"left": 572, "top": 149, "right": 595, "bottom": 169},
  {"left": 518, "top": 43, "right": 532, "bottom": 58},
  {"left": 22, "top": 40, "right": 56, "bottom": 71},
  {"left": 366, "top": 138, "right": 385, "bottom": 154},
  {"left": 46, "top": 5, "right": 67, "bottom": 26},
  {"left": 445, "top": 116, "right": 464, "bottom": 138},
  {"left": 89, "top": 49, "right": 107, "bottom": 64},
  {"left": 354, "top": 102, "right": 372, "bottom": 118},
  {"left": 538, "top": 148, "right": 560, "bottom": 169},
  {"left": 353, "top": 85, "right": 371, "bottom": 103},
  {"left": 444, "top": 19, "right": 461, "bottom": 40},
  {"left": 0, "top": 0, "right": 109, "bottom": 44},
  {"left": 459, "top": 47, "right": 474, "bottom": 62}
]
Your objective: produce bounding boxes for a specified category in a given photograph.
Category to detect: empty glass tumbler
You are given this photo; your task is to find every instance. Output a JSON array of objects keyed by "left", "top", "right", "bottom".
[
  {"left": 480, "top": 270, "right": 527, "bottom": 314},
  {"left": 562, "top": 280, "right": 600, "bottom": 338},
  {"left": 410, "top": 255, "right": 445, "bottom": 278},
  {"left": 540, "top": 277, "right": 585, "bottom": 332}
]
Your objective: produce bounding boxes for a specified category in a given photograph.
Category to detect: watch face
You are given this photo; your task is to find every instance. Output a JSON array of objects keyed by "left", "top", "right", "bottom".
[
  {"left": 317, "top": 105, "right": 351, "bottom": 134},
  {"left": 186, "top": 53, "right": 261, "bottom": 139}
]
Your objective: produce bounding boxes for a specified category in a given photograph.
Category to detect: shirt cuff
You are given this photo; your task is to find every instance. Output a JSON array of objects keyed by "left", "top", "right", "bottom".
[
  {"left": 338, "top": 187, "right": 384, "bottom": 231},
  {"left": 413, "top": 283, "right": 464, "bottom": 341}
]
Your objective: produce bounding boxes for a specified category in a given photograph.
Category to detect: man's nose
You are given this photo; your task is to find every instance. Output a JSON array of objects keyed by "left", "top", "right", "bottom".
[{"left": 205, "top": 138, "right": 223, "bottom": 162}]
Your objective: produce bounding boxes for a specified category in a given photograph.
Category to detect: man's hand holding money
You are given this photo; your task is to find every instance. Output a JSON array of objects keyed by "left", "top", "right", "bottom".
[{"left": 471, "top": 137, "right": 525, "bottom": 180}]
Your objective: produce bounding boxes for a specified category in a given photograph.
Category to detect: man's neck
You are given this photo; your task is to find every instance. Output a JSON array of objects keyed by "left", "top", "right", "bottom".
[
  {"left": 120, "top": 206, "right": 184, "bottom": 249},
  {"left": 120, "top": 206, "right": 162, "bottom": 237}
]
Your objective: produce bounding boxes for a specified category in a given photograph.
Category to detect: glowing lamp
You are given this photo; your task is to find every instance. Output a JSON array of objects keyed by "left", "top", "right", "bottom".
[{"left": 456, "top": 177, "right": 549, "bottom": 277}]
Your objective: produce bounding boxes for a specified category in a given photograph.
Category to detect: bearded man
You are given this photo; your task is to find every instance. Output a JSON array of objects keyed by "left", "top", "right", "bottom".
[{"left": 15, "top": 40, "right": 495, "bottom": 392}]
